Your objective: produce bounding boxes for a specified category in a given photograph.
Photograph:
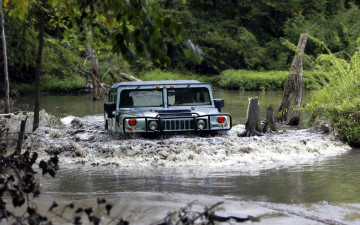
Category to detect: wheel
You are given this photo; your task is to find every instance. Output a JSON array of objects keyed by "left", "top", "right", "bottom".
[{"left": 105, "top": 119, "right": 108, "bottom": 129}]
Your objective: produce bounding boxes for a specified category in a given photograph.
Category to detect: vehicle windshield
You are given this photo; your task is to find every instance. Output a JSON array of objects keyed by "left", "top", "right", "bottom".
[
  {"left": 167, "top": 87, "right": 211, "bottom": 106},
  {"left": 120, "top": 89, "right": 163, "bottom": 107}
]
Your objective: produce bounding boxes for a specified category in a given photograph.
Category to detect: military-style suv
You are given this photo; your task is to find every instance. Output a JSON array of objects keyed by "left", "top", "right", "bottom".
[{"left": 104, "top": 80, "right": 232, "bottom": 134}]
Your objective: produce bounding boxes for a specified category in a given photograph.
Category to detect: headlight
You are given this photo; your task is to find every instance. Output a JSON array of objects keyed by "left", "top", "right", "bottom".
[
  {"left": 148, "top": 120, "right": 158, "bottom": 131},
  {"left": 197, "top": 119, "right": 206, "bottom": 130}
]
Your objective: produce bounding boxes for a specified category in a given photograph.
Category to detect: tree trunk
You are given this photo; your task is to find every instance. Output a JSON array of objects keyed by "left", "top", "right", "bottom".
[
  {"left": 0, "top": 0, "right": 10, "bottom": 114},
  {"left": 287, "top": 73, "right": 304, "bottom": 126},
  {"left": 33, "top": 1, "right": 45, "bottom": 132},
  {"left": 262, "top": 105, "right": 277, "bottom": 133},
  {"left": 113, "top": 67, "right": 142, "bottom": 82},
  {"left": 288, "top": 31, "right": 308, "bottom": 126},
  {"left": 238, "top": 97, "right": 263, "bottom": 137},
  {"left": 276, "top": 30, "right": 309, "bottom": 123},
  {"left": 84, "top": 23, "right": 103, "bottom": 101}
]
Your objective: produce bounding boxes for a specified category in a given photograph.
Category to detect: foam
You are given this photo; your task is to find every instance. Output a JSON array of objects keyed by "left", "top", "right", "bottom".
[{"left": 21, "top": 114, "right": 350, "bottom": 173}]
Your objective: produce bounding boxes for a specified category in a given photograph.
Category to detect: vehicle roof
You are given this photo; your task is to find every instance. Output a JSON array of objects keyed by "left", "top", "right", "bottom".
[{"left": 110, "top": 80, "right": 209, "bottom": 89}]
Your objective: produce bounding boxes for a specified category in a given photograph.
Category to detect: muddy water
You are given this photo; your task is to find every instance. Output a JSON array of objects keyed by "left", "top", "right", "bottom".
[{"left": 9, "top": 90, "right": 360, "bottom": 224}]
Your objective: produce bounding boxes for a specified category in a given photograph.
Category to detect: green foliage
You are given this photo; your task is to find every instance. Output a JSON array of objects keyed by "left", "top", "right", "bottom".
[
  {"left": 3, "top": 16, "right": 36, "bottom": 82},
  {"left": 4, "top": 0, "right": 360, "bottom": 92},
  {"left": 217, "top": 70, "right": 287, "bottom": 91},
  {"left": 157, "top": 2, "right": 265, "bottom": 73},
  {"left": 14, "top": 75, "right": 85, "bottom": 93},
  {"left": 283, "top": 4, "right": 360, "bottom": 59},
  {"left": 42, "top": 38, "right": 82, "bottom": 79},
  {"left": 130, "top": 57, "right": 154, "bottom": 75},
  {"left": 76, "top": 0, "right": 191, "bottom": 67},
  {"left": 217, "top": 69, "right": 320, "bottom": 91},
  {"left": 139, "top": 69, "right": 213, "bottom": 83},
  {"left": 306, "top": 50, "right": 360, "bottom": 146}
]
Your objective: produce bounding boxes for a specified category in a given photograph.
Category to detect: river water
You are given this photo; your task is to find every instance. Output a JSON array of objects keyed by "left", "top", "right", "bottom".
[{"left": 6, "top": 90, "right": 360, "bottom": 224}]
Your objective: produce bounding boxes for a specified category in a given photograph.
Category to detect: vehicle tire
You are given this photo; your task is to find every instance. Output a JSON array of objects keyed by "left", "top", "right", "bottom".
[{"left": 105, "top": 119, "right": 108, "bottom": 130}]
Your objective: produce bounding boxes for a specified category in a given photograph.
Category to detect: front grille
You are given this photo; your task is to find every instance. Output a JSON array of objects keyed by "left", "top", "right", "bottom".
[
  {"left": 156, "top": 109, "right": 193, "bottom": 118},
  {"left": 161, "top": 118, "right": 195, "bottom": 131}
]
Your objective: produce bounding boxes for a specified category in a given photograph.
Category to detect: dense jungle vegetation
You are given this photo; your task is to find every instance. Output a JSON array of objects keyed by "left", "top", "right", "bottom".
[
  {"left": 1, "top": 0, "right": 360, "bottom": 145},
  {"left": 1, "top": 0, "right": 360, "bottom": 89}
]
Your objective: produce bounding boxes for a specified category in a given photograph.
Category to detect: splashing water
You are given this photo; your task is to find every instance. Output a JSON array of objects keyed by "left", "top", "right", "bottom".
[{"left": 4, "top": 111, "right": 347, "bottom": 173}]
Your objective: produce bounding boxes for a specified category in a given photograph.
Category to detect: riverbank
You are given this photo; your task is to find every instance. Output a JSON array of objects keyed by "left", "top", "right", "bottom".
[{"left": 9, "top": 69, "right": 320, "bottom": 95}]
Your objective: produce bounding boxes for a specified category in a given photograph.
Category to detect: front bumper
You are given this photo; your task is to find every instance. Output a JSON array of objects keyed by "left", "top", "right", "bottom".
[{"left": 122, "top": 114, "right": 232, "bottom": 133}]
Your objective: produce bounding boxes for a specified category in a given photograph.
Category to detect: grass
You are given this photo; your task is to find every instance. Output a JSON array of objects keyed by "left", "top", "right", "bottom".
[
  {"left": 13, "top": 75, "right": 86, "bottom": 93},
  {"left": 137, "top": 69, "right": 321, "bottom": 91},
  {"left": 217, "top": 69, "right": 287, "bottom": 91},
  {"left": 138, "top": 69, "right": 217, "bottom": 83},
  {"left": 217, "top": 69, "right": 319, "bottom": 91}
]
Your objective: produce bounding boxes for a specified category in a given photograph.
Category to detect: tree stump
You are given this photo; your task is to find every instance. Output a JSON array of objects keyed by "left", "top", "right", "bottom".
[
  {"left": 238, "top": 98, "right": 263, "bottom": 137},
  {"left": 262, "top": 105, "right": 277, "bottom": 133}
]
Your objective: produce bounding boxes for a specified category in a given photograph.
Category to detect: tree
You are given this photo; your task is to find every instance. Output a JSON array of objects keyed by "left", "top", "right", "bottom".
[
  {"left": 33, "top": 0, "right": 46, "bottom": 131},
  {"left": 0, "top": 0, "right": 10, "bottom": 113},
  {"left": 76, "top": 0, "right": 198, "bottom": 66},
  {"left": 5, "top": 0, "right": 196, "bottom": 131},
  {"left": 84, "top": 23, "right": 103, "bottom": 100}
]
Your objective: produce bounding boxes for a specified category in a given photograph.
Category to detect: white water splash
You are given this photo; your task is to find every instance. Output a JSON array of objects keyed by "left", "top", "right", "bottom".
[
  {"left": 16, "top": 113, "right": 349, "bottom": 173},
  {"left": 3, "top": 110, "right": 52, "bottom": 134}
]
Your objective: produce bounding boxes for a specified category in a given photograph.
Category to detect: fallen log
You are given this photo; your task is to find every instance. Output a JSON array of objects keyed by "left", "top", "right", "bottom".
[
  {"left": 113, "top": 67, "right": 142, "bottom": 82},
  {"left": 238, "top": 97, "right": 263, "bottom": 137}
]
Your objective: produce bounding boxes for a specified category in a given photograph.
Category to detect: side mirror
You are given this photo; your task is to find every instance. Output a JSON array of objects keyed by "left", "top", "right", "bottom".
[
  {"left": 213, "top": 99, "right": 224, "bottom": 112},
  {"left": 104, "top": 102, "right": 116, "bottom": 118}
]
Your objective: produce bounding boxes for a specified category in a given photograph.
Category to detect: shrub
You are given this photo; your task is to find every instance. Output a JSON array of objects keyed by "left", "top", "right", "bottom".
[
  {"left": 306, "top": 50, "right": 360, "bottom": 146},
  {"left": 218, "top": 70, "right": 287, "bottom": 91},
  {"left": 13, "top": 75, "right": 85, "bottom": 93},
  {"left": 139, "top": 69, "right": 213, "bottom": 83}
]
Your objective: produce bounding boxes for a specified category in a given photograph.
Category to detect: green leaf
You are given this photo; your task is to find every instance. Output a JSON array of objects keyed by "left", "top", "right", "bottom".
[
  {"left": 184, "top": 49, "right": 192, "bottom": 58},
  {"left": 105, "top": 14, "right": 115, "bottom": 28}
]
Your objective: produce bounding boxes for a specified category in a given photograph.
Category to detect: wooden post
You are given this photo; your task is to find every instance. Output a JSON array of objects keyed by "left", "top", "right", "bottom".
[
  {"left": 238, "top": 97, "right": 263, "bottom": 137},
  {"left": 276, "top": 30, "right": 309, "bottom": 123},
  {"left": 15, "top": 117, "right": 27, "bottom": 154}
]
